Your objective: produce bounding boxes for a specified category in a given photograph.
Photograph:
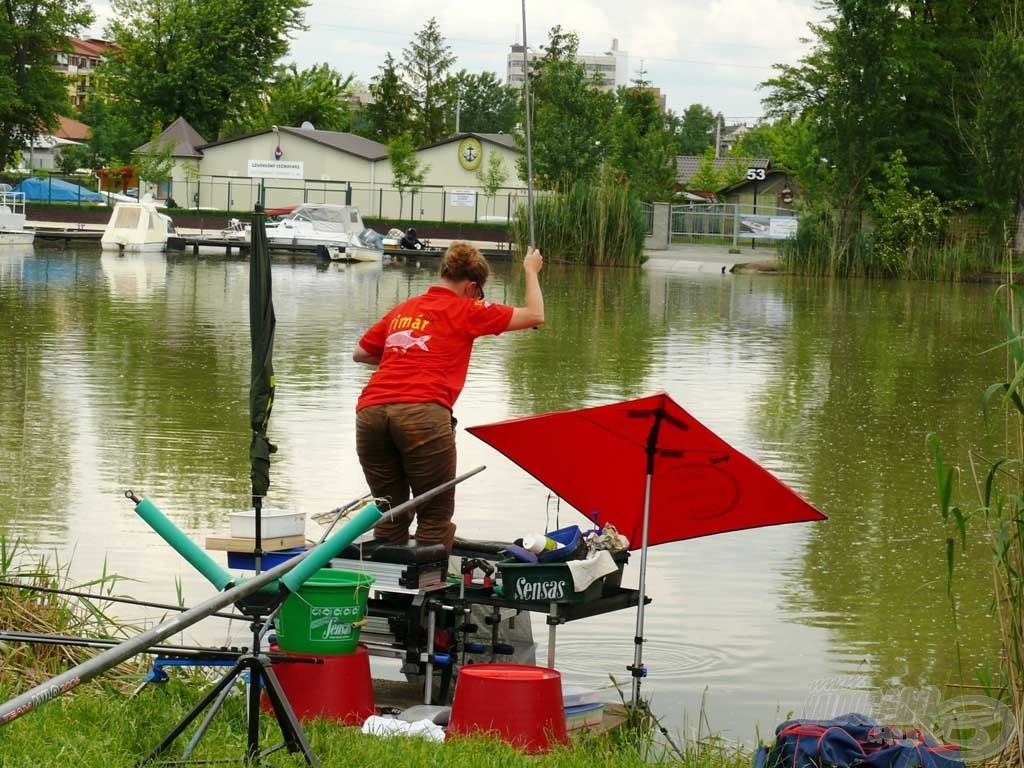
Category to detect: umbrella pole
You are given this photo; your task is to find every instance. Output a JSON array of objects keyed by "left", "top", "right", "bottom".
[{"left": 629, "top": 473, "right": 653, "bottom": 704}]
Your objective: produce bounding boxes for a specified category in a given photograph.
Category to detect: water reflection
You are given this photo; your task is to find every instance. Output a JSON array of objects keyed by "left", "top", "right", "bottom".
[{"left": 0, "top": 247, "right": 1006, "bottom": 740}]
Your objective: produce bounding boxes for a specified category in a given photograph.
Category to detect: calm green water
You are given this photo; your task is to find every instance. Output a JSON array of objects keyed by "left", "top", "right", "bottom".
[{"left": 0, "top": 244, "right": 1006, "bottom": 740}]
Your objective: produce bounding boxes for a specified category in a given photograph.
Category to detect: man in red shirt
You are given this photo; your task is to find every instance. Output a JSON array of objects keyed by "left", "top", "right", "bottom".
[{"left": 353, "top": 241, "right": 544, "bottom": 550}]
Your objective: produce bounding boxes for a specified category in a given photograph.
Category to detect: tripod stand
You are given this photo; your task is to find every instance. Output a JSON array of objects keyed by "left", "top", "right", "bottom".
[{"left": 141, "top": 593, "right": 321, "bottom": 767}]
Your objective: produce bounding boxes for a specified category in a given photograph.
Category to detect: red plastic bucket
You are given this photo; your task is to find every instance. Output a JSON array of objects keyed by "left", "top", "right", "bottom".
[
  {"left": 448, "top": 664, "right": 568, "bottom": 752},
  {"left": 261, "top": 643, "right": 374, "bottom": 725}
]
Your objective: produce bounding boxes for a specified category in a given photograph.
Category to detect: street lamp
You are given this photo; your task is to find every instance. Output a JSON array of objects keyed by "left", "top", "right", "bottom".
[{"left": 270, "top": 123, "right": 282, "bottom": 159}]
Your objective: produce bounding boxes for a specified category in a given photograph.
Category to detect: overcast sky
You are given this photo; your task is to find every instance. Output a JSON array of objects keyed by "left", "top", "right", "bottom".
[{"left": 87, "top": 0, "right": 824, "bottom": 122}]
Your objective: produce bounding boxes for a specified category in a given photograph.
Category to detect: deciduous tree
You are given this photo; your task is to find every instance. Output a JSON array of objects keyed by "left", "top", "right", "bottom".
[
  {"left": 0, "top": 0, "right": 94, "bottom": 169},
  {"left": 444, "top": 70, "right": 519, "bottom": 135},
  {"left": 518, "top": 26, "right": 613, "bottom": 189},
  {"left": 258, "top": 63, "right": 354, "bottom": 133},
  {"left": 102, "top": 0, "right": 308, "bottom": 141},
  {"left": 388, "top": 133, "right": 428, "bottom": 221}
]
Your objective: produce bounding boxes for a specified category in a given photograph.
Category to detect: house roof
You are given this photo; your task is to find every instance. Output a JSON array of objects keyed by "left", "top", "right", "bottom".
[
  {"left": 134, "top": 116, "right": 206, "bottom": 158},
  {"left": 675, "top": 155, "right": 769, "bottom": 187},
  {"left": 200, "top": 127, "right": 388, "bottom": 161},
  {"left": 67, "top": 37, "right": 117, "bottom": 58},
  {"left": 417, "top": 132, "right": 519, "bottom": 152},
  {"left": 56, "top": 115, "right": 91, "bottom": 142}
]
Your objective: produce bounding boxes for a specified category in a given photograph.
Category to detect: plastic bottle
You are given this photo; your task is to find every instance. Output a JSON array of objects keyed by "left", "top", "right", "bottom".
[{"left": 522, "top": 534, "right": 560, "bottom": 554}]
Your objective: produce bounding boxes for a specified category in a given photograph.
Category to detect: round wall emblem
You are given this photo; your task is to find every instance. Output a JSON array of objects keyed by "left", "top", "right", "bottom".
[{"left": 458, "top": 137, "right": 482, "bottom": 171}]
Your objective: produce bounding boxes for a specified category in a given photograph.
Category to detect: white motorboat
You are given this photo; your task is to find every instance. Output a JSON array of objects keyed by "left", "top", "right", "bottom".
[
  {"left": 101, "top": 197, "right": 177, "bottom": 252},
  {"left": 0, "top": 190, "right": 35, "bottom": 246},
  {"left": 264, "top": 204, "right": 382, "bottom": 262}
]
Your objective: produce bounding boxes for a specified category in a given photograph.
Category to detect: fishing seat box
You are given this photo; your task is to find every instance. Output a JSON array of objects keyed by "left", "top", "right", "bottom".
[{"left": 497, "top": 549, "right": 629, "bottom": 605}]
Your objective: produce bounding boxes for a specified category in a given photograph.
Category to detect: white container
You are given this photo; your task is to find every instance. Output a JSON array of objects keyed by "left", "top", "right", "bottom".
[{"left": 228, "top": 509, "right": 305, "bottom": 539}]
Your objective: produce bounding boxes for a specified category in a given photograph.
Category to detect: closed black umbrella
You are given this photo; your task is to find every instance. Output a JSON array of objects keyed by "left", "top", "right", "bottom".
[{"left": 249, "top": 204, "right": 276, "bottom": 555}]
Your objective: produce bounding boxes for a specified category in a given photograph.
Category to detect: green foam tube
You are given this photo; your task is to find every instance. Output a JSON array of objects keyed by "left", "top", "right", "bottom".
[
  {"left": 135, "top": 497, "right": 235, "bottom": 591},
  {"left": 280, "top": 502, "right": 382, "bottom": 593}
]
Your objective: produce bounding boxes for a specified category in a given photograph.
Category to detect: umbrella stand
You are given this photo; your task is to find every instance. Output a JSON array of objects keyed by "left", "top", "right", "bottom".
[{"left": 625, "top": 405, "right": 681, "bottom": 705}]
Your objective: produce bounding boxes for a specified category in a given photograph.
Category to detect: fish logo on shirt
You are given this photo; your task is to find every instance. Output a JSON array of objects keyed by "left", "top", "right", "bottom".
[{"left": 385, "top": 330, "right": 431, "bottom": 353}]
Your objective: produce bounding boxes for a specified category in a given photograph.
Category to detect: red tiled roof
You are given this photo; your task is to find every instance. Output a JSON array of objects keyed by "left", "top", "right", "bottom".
[
  {"left": 68, "top": 37, "right": 117, "bottom": 58},
  {"left": 56, "top": 115, "right": 91, "bottom": 141}
]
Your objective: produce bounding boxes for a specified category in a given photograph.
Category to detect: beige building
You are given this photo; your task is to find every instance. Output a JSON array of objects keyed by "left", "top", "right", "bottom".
[
  {"left": 145, "top": 121, "right": 525, "bottom": 221},
  {"left": 507, "top": 38, "right": 628, "bottom": 92},
  {"left": 53, "top": 38, "right": 116, "bottom": 109}
]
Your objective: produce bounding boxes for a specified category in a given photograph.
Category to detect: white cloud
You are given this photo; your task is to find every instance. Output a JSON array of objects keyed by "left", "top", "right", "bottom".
[{"left": 86, "top": 0, "right": 825, "bottom": 119}]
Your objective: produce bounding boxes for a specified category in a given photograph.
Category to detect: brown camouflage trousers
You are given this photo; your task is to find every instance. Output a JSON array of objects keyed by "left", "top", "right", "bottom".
[{"left": 355, "top": 402, "right": 457, "bottom": 550}]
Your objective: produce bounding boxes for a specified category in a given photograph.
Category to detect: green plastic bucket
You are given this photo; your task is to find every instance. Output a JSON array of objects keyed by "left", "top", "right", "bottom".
[{"left": 275, "top": 569, "right": 375, "bottom": 655}]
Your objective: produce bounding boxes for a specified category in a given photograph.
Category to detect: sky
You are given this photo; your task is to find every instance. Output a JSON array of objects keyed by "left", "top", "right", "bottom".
[{"left": 86, "top": 0, "right": 825, "bottom": 123}]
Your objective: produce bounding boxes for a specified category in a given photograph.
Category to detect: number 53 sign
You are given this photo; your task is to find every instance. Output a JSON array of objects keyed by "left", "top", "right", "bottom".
[{"left": 746, "top": 167, "right": 767, "bottom": 181}]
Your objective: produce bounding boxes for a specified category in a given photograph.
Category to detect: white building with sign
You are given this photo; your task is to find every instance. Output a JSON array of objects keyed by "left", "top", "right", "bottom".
[{"left": 141, "top": 120, "right": 525, "bottom": 221}]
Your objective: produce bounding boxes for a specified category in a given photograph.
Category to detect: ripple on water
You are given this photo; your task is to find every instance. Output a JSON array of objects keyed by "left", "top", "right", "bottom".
[{"left": 550, "top": 635, "right": 734, "bottom": 682}]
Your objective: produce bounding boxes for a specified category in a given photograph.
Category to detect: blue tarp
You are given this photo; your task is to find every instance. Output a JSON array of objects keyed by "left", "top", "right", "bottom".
[{"left": 12, "top": 177, "right": 103, "bottom": 202}]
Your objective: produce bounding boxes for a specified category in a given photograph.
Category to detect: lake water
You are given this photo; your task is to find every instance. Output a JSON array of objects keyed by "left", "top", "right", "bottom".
[{"left": 0, "top": 243, "right": 1007, "bottom": 742}]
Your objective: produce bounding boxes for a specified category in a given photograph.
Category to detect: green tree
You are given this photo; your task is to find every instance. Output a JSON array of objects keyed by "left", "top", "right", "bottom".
[
  {"left": 603, "top": 85, "right": 677, "bottom": 201},
  {"left": 264, "top": 63, "right": 355, "bottom": 132},
  {"left": 867, "top": 149, "right": 949, "bottom": 275},
  {"left": 359, "top": 52, "right": 412, "bottom": 142},
  {"left": 475, "top": 149, "right": 509, "bottom": 217},
  {"left": 74, "top": 95, "right": 144, "bottom": 167},
  {"left": 102, "top": 0, "right": 308, "bottom": 141},
  {"left": 518, "top": 26, "right": 613, "bottom": 189},
  {"left": 673, "top": 103, "right": 718, "bottom": 156},
  {"left": 133, "top": 124, "right": 175, "bottom": 194},
  {"left": 388, "top": 133, "right": 428, "bottom": 221},
  {"left": 444, "top": 70, "right": 520, "bottom": 134},
  {"left": 687, "top": 147, "right": 724, "bottom": 193},
  {"left": 401, "top": 17, "right": 455, "bottom": 143},
  {"left": 964, "top": 9, "right": 1024, "bottom": 251},
  {"left": 762, "top": 0, "right": 905, "bottom": 257},
  {"left": 0, "top": 0, "right": 94, "bottom": 169}
]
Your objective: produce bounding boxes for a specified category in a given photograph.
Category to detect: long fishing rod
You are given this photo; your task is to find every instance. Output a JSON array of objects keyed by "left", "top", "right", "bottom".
[
  {"left": 0, "top": 631, "right": 244, "bottom": 660},
  {"left": 0, "top": 581, "right": 242, "bottom": 622},
  {"left": 521, "top": 0, "right": 536, "bottom": 248},
  {"left": 0, "top": 465, "right": 485, "bottom": 727}
]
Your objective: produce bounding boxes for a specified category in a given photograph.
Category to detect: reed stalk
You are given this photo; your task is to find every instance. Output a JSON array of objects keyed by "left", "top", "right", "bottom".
[
  {"left": 929, "top": 277, "right": 1024, "bottom": 768},
  {"left": 0, "top": 537, "right": 140, "bottom": 689},
  {"left": 510, "top": 180, "right": 647, "bottom": 266},
  {"left": 781, "top": 208, "right": 1011, "bottom": 280}
]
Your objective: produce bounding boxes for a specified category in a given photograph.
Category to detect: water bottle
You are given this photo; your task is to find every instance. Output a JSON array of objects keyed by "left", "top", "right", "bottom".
[{"left": 522, "top": 533, "right": 559, "bottom": 554}]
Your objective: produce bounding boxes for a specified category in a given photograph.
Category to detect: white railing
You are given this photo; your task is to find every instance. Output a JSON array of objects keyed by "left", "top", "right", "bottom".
[{"left": 0, "top": 191, "right": 26, "bottom": 216}]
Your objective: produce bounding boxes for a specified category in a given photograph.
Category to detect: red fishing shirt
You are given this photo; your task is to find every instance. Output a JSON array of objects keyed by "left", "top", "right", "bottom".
[{"left": 356, "top": 286, "right": 514, "bottom": 411}]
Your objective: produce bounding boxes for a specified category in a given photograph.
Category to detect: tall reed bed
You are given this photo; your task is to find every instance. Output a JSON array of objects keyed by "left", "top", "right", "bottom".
[
  {"left": 511, "top": 181, "right": 647, "bottom": 266},
  {"left": 0, "top": 537, "right": 137, "bottom": 689},
  {"left": 930, "top": 282, "right": 1024, "bottom": 768},
  {"left": 780, "top": 208, "right": 1010, "bottom": 280}
]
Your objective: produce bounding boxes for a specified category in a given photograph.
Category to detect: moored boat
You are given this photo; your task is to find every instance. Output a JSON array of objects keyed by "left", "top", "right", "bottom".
[
  {"left": 101, "top": 198, "right": 177, "bottom": 252},
  {"left": 264, "top": 203, "right": 383, "bottom": 262},
  {"left": 0, "top": 190, "right": 35, "bottom": 246}
]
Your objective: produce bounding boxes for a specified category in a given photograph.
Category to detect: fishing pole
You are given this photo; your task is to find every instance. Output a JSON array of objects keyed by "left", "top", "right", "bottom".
[
  {"left": 0, "top": 465, "right": 485, "bottom": 727},
  {"left": 0, "top": 631, "right": 244, "bottom": 660},
  {"left": 520, "top": 0, "right": 536, "bottom": 249},
  {"left": 0, "top": 581, "right": 243, "bottom": 622}
]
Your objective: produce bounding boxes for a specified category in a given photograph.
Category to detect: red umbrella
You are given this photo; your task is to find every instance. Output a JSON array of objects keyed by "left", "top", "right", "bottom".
[{"left": 467, "top": 391, "right": 826, "bottom": 701}]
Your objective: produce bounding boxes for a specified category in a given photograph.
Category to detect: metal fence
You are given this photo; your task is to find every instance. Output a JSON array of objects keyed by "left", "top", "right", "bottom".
[
  {"left": 157, "top": 174, "right": 527, "bottom": 225},
  {"left": 670, "top": 203, "right": 797, "bottom": 247}
]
